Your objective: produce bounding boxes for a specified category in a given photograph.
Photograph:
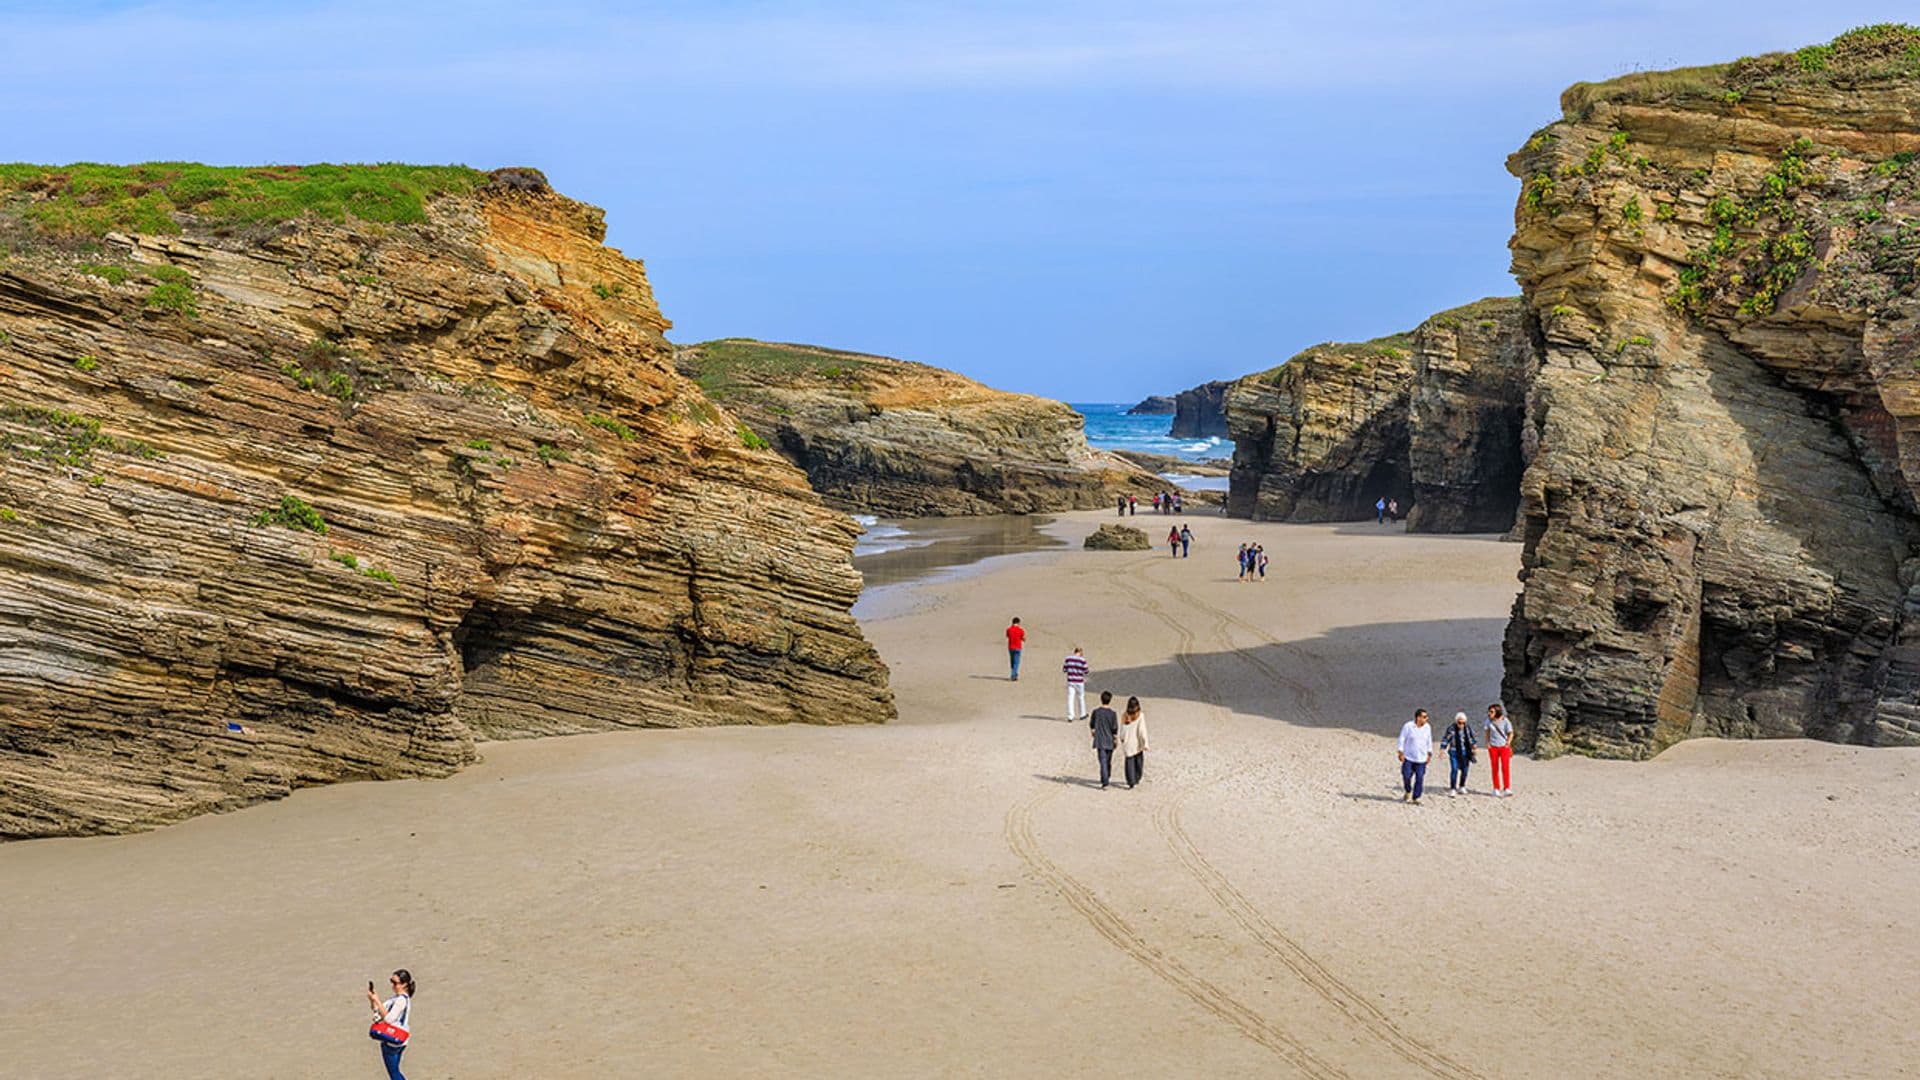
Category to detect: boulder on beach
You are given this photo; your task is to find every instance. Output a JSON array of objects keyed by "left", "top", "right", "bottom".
[{"left": 1083, "top": 524, "right": 1151, "bottom": 550}]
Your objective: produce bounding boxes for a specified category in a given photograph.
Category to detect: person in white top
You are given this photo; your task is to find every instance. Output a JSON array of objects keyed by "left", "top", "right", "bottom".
[
  {"left": 1119, "top": 695, "right": 1151, "bottom": 788},
  {"left": 1397, "top": 709, "right": 1433, "bottom": 803},
  {"left": 367, "top": 968, "right": 415, "bottom": 1080}
]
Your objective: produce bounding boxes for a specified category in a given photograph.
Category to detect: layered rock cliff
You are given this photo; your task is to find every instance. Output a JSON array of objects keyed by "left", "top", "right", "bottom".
[
  {"left": 0, "top": 164, "right": 894, "bottom": 838},
  {"left": 674, "top": 339, "right": 1170, "bottom": 516},
  {"left": 1224, "top": 299, "right": 1531, "bottom": 529},
  {"left": 1224, "top": 332, "right": 1416, "bottom": 521},
  {"left": 1501, "top": 25, "right": 1920, "bottom": 756},
  {"left": 1169, "top": 380, "right": 1231, "bottom": 439}
]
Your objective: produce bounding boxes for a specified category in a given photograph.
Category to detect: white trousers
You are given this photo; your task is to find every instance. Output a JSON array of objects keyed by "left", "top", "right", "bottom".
[{"left": 1066, "top": 683, "right": 1086, "bottom": 720}]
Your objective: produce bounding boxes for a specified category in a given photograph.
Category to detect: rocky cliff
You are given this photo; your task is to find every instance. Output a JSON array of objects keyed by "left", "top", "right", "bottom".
[
  {"left": 674, "top": 339, "right": 1170, "bottom": 516},
  {"left": 0, "top": 164, "right": 894, "bottom": 838},
  {"left": 1168, "top": 380, "right": 1231, "bottom": 439},
  {"left": 1224, "top": 299, "right": 1531, "bottom": 528},
  {"left": 1127, "top": 395, "right": 1175, "bottom": 415},
  {"left": 1501, "top": 25, "right": 1920, "bottom": 757},
  {"left": 1224, "top": 332, "right": 1416, "bottom": 521}
]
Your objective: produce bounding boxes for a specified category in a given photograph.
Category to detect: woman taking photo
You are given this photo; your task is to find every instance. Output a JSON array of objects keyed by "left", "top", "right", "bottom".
[
  {"left": 1120, "top": 696, "right": 1150, "bottom": 789},
  {"left": 367, "top": 969, "right": 415, "bottom": 1080}
]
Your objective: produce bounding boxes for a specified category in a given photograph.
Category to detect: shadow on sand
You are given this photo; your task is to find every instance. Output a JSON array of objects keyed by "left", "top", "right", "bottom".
[
  {"left": 1073, "top": 617, "right": 1510, "bottom": 737},
  {"left": 1033, "top": 773, "right": 1105, "bottom": 789}
]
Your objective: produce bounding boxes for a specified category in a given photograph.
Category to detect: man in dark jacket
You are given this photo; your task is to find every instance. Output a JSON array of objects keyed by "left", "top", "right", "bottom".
[{"left": 1089, "top": 691, "right": 1120, "bottom": 789}]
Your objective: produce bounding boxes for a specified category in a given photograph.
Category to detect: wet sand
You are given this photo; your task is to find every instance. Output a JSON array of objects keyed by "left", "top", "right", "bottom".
[{"left": 3, "top": 511, "right": 1917, "bottom": 1078}]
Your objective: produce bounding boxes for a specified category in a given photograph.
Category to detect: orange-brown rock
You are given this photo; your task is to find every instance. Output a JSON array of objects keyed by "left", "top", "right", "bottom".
[
  {"left": 675, "top": 339, "right": 1171, "bottom": 516},
  {"left": 1502, "top": 27, "right": 1920, "bottom": 757},
  {"left": 0, "top": 167, "right": 893, "bottom": 838}
]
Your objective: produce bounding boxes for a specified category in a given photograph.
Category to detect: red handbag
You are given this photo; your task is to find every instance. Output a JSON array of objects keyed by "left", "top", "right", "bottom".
[{"left": 369, "top": 1020, "right": 409, "bottom": 1046}]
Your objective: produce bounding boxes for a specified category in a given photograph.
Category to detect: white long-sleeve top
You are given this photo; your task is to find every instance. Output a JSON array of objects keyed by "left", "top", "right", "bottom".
[
  {"left": 1397, "top": 720, "right": 1433, "bottom": 763},
  {"left": 1120, "top": 712, "right": 1149, "bottom": 756}
]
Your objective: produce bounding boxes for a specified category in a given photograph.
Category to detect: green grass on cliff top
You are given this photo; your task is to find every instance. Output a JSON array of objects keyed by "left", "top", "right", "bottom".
[
  {"left": 680, "top": 339, "right": 883, "bottom": 400},
  {"left": 1561, "top": 23, "right": 1920, "bottom": 118},
  {"left": 0, "top": 162, "right": 485, "bottom": 237}
]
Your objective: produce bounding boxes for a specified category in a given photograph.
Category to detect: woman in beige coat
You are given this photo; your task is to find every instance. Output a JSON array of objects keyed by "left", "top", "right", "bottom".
[{"left": 1120, "top": 696, "right": 1150, "bottom": 789}]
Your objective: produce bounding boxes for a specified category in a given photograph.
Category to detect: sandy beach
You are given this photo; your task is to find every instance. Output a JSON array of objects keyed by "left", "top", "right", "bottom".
[{"left": 3, "top": 509, "right": 1917, "bottom": 1078}]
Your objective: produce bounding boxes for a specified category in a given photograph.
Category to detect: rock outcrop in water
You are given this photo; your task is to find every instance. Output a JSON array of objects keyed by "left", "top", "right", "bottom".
[
  {"left": 1169, "top": 380, "right": 1231, "bottom": 439},
  {"left": 674, "top": 339, "right": 1170, "bottom": 517},
  {"left": 1501, "top": 26, "right": 1920, "bottom": 757},
  {"left": 1223, "top": 299, "right": 1531, "bottom": 530},
  {"left": 1127, "top": 395, "right": 1175, "bottom": 415},
  {"left": 0, "top": 164, "right": 894, "bottom": 838}
]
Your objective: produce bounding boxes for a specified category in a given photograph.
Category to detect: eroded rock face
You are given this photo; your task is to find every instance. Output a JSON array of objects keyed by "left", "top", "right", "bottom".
[
  {"left": 1169, "top": 381, "right": 1231, "bottom": 439},
  {"left": 1223, "top": 333, "right": 1417, "bottom": 522},
  {"left": 1224, "top": 300, "right": 1532, "bottom": 530},
  {"left": 1501, "top": 31, "right": 1920, "bottom": 757},
  {"left": 1083, "top": 523, "right": 1151, "bottom": 550},
  {"left": 0, "top": 172, "right": 894, "bottom": 837},
  {"left": 675, "top": 340, "right": 1170, "bottom": 517},
  {"left": 1405, "top": 298, "right": 1536, "bottom": 534},
  {"left": 1127, "top": 395, "right": 1175, "bottom": 415}
]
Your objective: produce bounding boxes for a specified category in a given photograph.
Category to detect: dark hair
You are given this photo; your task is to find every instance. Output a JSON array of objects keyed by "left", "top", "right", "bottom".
[
  {"left": 1100, "top": 690, "right": 1113, "bottom": 704},
  {"left": 1011, "top": 617, "right": 1020, "bottom": 625},
  {"left": 1124, "top": 696, "right": 1141, "bottom": 718},
  {"left": 392, "top": 969, "right": 415, "bottom": 996},
  {"left": 1414, "top": 709, "right": 1428, "bottom": 719},
  {"left": 1488, "top": 704, "right": 1505, "bottom": 718}
]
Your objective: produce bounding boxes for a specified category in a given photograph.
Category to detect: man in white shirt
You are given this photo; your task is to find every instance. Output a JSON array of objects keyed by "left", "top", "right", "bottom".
[
  {"left": 1397, "top": 708, "right": 1433, "bottom": 803},
  {"left": 1062, "top": 647, "right": 1090, "bottom": 721}
]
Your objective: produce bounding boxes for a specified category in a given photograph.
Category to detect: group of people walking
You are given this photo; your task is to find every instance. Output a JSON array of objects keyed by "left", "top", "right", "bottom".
[
  {"left": 1061, "top": 643, "right": 1150, "bottom": 788},
  {"left": 1374, "top": 496, "right": 1403, "bottom": 524},
  {"left": 1396, "top": 704, "right": 1515, "bottom": 803},
  {"left": 1235, "top": 543, "right": 1267, "bottom": 581},
  {"left": 1152, "top": 491, "right": 1185, "bottom": 514}
]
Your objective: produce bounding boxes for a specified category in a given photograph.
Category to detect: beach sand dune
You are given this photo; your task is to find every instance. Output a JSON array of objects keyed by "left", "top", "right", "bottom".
[{"left": 3, "top": 512, "right": 1915, "bottom": 1078}]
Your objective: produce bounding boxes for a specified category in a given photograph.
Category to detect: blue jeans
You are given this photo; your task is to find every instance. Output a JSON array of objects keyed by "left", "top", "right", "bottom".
[
  {"left": 1401, "top": 759, "right": 1427, "bottom": 800},
  {"left": 1009, "top": 648, "right": 1022, "bottom": 680},
  {"left": 1449, "top": 750, "right": 1472, "bottom": 790},
  {"left": 381, "top": 1041, "right": 406, "bottom": 1080}
]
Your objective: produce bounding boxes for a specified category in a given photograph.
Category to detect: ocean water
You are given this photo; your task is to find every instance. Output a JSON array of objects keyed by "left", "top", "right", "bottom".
[
  {"left": 852, "top": 514, "right": 939, "bottom": 557},
  {"left": 1071, "top": 402, "right": 1230, "bottom": 464}
]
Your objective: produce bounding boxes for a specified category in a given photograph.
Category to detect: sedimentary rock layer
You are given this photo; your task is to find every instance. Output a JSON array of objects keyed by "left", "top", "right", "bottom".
[
  {"left": 0, "top": 166, "right": 894, "bottom": 837},
  {"left": 675, "top": 339, "right": 1170, "bottom": 517},
  {"left": 1501, "top": 27, "right": 1920, "bottom": 756},
  {"left": 1169, "top": 381, "right": 1231, "bottom": 439},
  {"left": 1223, "top": 299, "right": 1531, "bottom": 529}
]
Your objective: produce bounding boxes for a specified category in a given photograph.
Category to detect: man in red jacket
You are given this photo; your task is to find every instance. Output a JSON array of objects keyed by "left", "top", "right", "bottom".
[{"left": 1006, "top": 617, "right": 1025, "bottom": 680}]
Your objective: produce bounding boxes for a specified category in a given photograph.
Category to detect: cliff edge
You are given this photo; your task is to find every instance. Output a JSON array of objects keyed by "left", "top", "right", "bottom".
[
  {"left": 0, "top": 164, "right": 894, "bottom": 837},
  {"left": 1502, "top": 25, "right": 1920, "bottom": 756},
  {"left": 674, "top": 339, "right": 1170, "bottom": 516}
]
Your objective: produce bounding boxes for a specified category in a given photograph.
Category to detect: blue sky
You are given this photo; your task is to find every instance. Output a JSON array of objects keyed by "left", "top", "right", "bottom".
[{"left": 0, "top": 2, "right": 1903, "bottom": 399}]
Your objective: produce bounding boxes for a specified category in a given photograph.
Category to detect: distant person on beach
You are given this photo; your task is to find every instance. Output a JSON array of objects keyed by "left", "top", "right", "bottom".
[
  {"left": 1256, "top": 545, "right": 1268, "bottom": 581},
  {"left": 1397, "top": 708, "right": 1433, "bottom": 803},
  {"left": 1486, "top": 703, "right": 1514, "bottom": 797},
  {"left": 1119, "top": 695, "right": 1150, "bottom": 788},
  {"left": 1441, "top": 711, "right": 1477, "bottom": 795},
  {"left": 1376, "top": 496, "right": 1387, "bottom": 524},
  {"left": 1237, "top": 543, "right": 1250, "bottom": 580},
  {"left": 1388, "top": 498, "right": 1401, "bottom": 522},
  {"left": 1089, "top": 690, "right": 1119, "bottom": 789},
  {"left": 1006, "top": 617, "right": 1025, "bottom": 681},
  {"left": 1153, "top": 492, "right": 1163, "bottom": 514},
  {"left": 1117, "top": 495, "right": 1127, "bottom": 516},
  {"left": 367, "top": 969, "right": 414, "bottom": 1080},
  {"left": 1173, "top": 493, "right": 1184, "bottom": 514},
  {"left": 1179, "top": 524, "right": 1192, "bottom": 558},
  {"left": 1167, "top": 526, "right": 1180, "bottom": 557},
  {"left": 1128, "top": 494, "right": 1137, "bottom": 515},
  {"left": 1063, "top": 646, "right": 1089, "bottom": 721}
]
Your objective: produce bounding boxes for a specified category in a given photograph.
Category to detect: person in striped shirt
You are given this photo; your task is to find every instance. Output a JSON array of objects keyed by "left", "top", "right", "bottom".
[{"left": 1063, "top": 646, "right": 1090, "bottom": 721}]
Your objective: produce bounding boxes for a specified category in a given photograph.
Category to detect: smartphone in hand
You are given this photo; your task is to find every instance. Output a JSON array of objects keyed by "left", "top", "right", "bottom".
[{"left": 368, "top": 981, "right": 376, "bottom": 994}]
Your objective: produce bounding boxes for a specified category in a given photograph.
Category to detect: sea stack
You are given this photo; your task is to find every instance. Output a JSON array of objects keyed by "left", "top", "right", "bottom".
[{"left": 1501, "top": 26, "right": 1920, "bottom": 757}]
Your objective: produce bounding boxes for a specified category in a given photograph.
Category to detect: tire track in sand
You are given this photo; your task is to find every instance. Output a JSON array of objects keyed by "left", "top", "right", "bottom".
[
  {"left": 1004, "top": 785, "right": 1347, "bottom": 1079},
  {"left": 1116, "top": 559, "right": 1487, "bottom": 1080}
]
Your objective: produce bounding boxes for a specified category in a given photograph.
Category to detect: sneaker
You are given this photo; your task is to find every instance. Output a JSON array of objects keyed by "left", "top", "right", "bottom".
[
  {"left": 1402, "top": 792, "right": 1410, "bottom": 802},
  {"left": 1411, "top": 797, "right": 1421, "bottom": 804}
]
